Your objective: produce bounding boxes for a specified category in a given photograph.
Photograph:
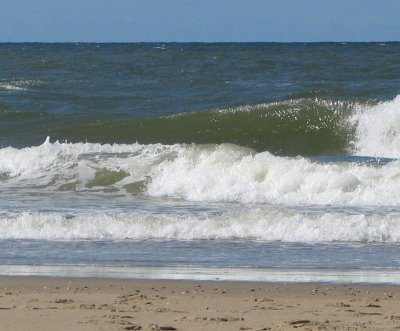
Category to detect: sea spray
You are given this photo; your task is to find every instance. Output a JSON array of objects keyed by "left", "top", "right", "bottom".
[{"left": 352, "top": 95, "right": 400, "bottom": 157}]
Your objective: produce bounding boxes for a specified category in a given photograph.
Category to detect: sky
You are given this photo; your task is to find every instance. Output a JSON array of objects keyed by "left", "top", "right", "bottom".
[{"left": 1, "top": 0, "right": 399, "bottom": 42}]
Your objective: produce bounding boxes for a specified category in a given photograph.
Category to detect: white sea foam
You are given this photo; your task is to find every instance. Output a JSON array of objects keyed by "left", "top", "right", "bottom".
[
  {"left": 352, "top": 95, "right": 400, "bottom": 157},
  {"left": 147, "top": 145, "right": 400, "bottom": 206},
  {"left": 0, "top": 137, "right": 173, "bottom": 178},
  {"left": 2, "top": 138, "right": 400, "bottom": 206},
  {"left": 1, "top": 209, "right": 400, "bottom": 242}
]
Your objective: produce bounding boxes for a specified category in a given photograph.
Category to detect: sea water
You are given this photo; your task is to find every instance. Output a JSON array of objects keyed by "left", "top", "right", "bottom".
[{"left": 1, "top": 42, "right": 400, "bottom": 282}]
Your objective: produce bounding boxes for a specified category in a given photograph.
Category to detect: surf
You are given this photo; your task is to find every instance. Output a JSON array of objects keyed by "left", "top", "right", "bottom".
[{"left": 1, "top": 208, "right": 400, "bottom": 242}]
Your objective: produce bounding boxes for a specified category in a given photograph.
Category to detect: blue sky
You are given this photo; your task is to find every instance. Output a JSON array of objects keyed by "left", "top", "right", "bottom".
[{"left": 1, "top": 0, "right": 399, "bottom": 42}]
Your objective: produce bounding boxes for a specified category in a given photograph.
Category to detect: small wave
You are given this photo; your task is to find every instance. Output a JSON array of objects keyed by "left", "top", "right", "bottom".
[
  {"left": 0, "top": 84, "right": 27, "bottom": 91},
  {"left": 154, "top": 44, "right": 167, "bottom": 50},
  {"left": 0, "top": 79, "right": 42, "bottom": 91},
  {"left": 1, "top": 209, "right": 399, "bottom": 242}
]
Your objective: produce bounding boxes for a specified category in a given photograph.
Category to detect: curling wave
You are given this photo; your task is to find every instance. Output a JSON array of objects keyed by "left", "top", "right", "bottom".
[
  {"left": 50, "top": 98, "right": 355, "bottom": 156},
  {"left": 4, "top": 96, "right": 400, "bottom": 157},
  {"left": 10, "top": 95, "right": 400, "bottom": 158}
]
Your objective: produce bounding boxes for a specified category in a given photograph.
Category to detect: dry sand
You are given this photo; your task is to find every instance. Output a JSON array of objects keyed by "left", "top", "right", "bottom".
[{"left": 0, "top": 276, "right": 400, "bottom": 330}]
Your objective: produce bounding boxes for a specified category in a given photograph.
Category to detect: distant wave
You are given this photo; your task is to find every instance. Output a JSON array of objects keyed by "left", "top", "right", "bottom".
[
  {"left": 0, "top": 79, "right": 42, "bottom": 91},
  {"left": 0, "top": 83, "right": 27, "bottom": 91}
]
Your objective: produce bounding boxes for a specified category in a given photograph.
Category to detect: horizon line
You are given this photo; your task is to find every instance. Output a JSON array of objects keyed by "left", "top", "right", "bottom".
[{"left": 1, "top": 40, "right": 399, "bottom": 44}]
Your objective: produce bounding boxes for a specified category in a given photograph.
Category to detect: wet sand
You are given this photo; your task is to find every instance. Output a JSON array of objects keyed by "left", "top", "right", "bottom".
[{"left": 1, "top": 276, "right": 400, "bottom": 330}]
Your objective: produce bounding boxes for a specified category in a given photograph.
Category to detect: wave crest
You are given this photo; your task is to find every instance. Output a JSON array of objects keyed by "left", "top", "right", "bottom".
[{"left": 352, "top": 95, "right": 400, "bottom": 157}]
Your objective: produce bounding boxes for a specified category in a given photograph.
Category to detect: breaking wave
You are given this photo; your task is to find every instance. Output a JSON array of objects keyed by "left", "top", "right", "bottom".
[
  {"left": 2, "top": 136, "right": 400, "bottom": 207},
  {"left": 1, "top": 209, "right": 400, "bottom": 242}
]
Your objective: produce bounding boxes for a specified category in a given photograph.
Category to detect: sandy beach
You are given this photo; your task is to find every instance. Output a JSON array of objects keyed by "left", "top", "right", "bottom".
[{"left": 0, "top": 276, "right": 400, "bottom": 330}]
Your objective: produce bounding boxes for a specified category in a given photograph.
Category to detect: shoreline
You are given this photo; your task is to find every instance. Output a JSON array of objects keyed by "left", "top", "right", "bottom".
[
  {"left": 2, "top": 264, "right": 400, "bottom": 285},
  {"left": 1, "top": 276, "right": 400, "bottom": 330}
]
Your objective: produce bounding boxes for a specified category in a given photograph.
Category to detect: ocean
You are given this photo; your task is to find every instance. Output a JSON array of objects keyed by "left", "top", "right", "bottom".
[{"left": 1, "top": 42, "right": 400, "bottom": 282}]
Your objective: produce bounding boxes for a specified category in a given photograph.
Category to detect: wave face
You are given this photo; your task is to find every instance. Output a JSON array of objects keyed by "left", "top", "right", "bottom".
[
  {"left": 50, "top": 98, "right": 355, "bottom": 156},
  {"left": 3, "top": 95, "right": 400, "bottom": 157}
]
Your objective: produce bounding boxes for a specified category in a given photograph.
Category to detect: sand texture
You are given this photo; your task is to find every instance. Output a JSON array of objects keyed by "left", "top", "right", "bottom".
[{"left": 1, "top": 276, "right": 400, "bottom": 330}]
